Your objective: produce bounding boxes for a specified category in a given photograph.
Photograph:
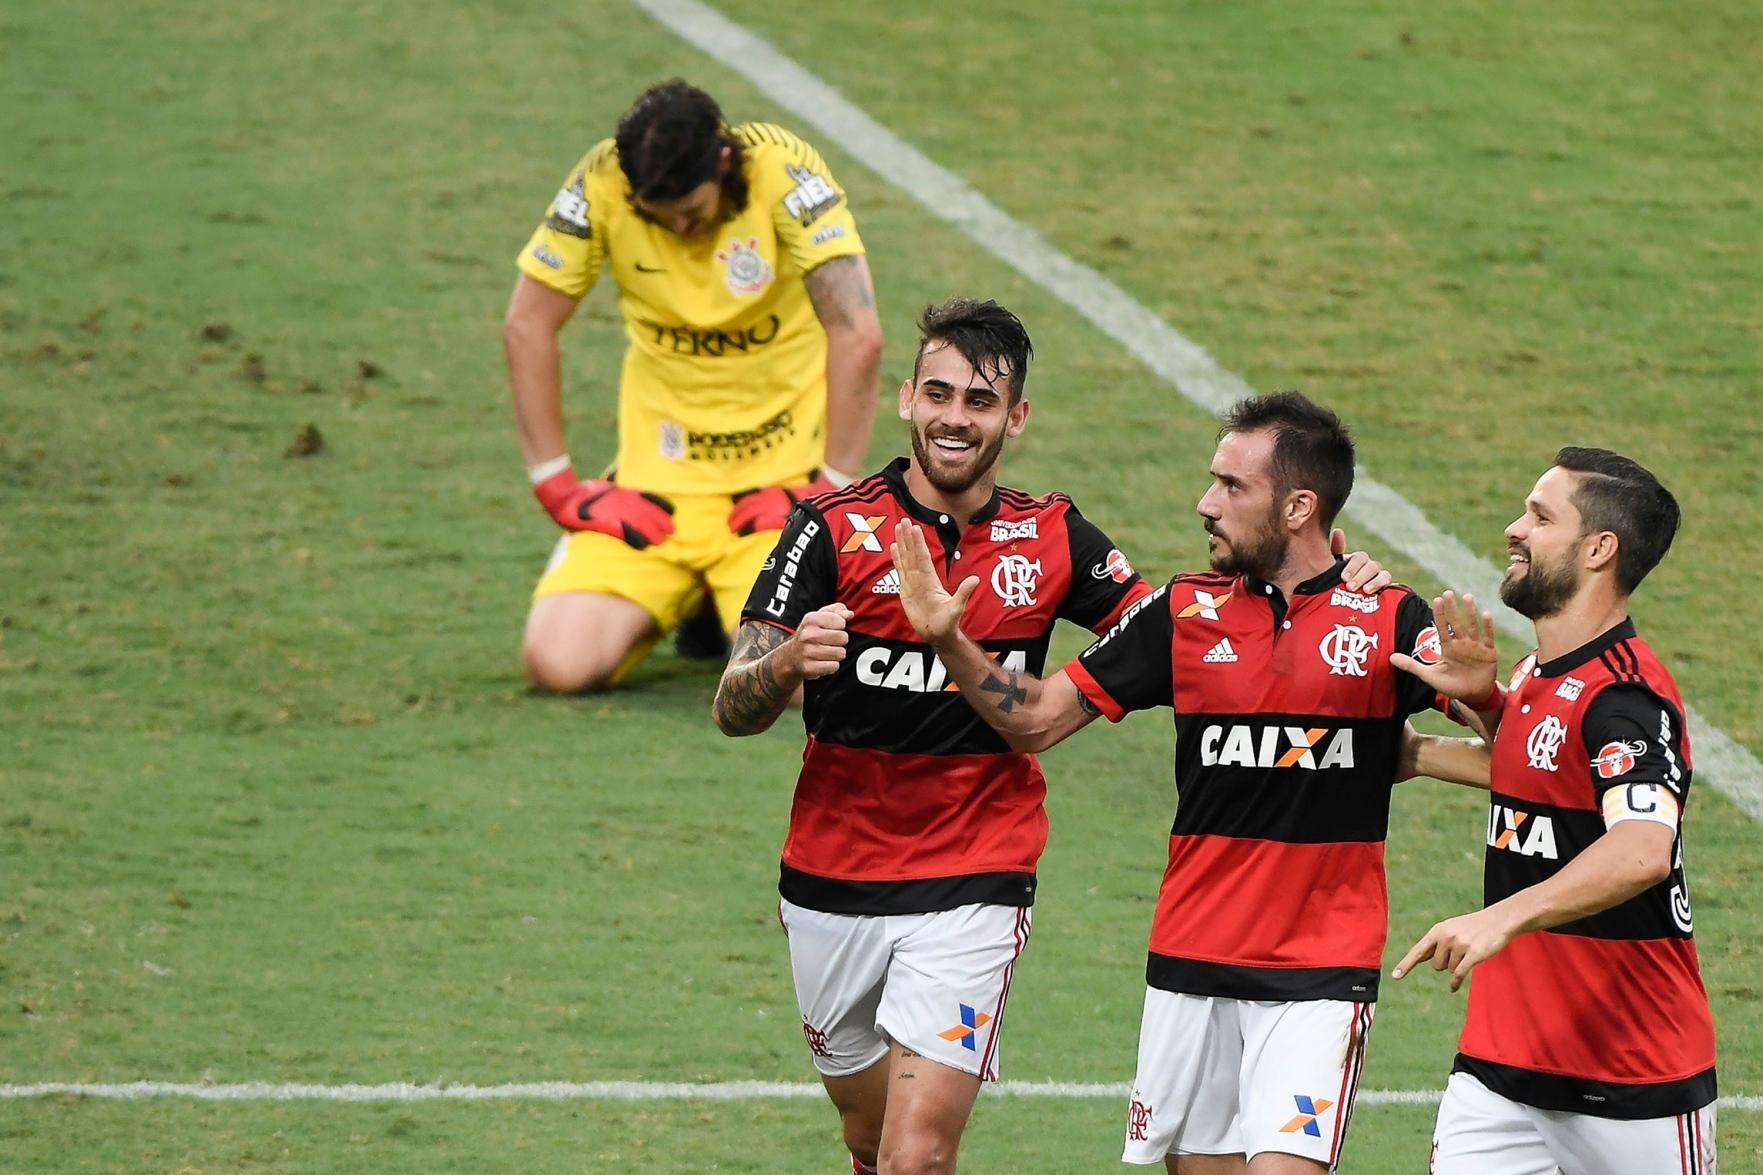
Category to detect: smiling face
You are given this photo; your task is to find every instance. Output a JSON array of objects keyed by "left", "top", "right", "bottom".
[
  {"left": 1195, "top": 428, "right": 1289, "bottom": 579},
  {"left": 899, "top": 340, "right": 1028, "bottom": 497},
  {"left": 1501, "top": 465, "right": 1590, "bottom": 619}
]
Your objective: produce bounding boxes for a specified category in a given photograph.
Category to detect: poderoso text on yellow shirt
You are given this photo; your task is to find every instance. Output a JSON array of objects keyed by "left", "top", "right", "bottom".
[{"left": 517, "top": 123, "right": 866, "bottom": 496}]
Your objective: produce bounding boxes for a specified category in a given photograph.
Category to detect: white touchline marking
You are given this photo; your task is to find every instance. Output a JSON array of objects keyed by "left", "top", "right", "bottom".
[
  {"left": 629, "top": 0, "right": 1763, "bottom": 822},
  {"left": 2, "top": 1082, "right": 1757, "bottom": 1110}
]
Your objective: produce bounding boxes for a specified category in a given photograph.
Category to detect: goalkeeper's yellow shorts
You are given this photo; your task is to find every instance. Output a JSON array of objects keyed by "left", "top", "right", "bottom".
[{"left": 531, "top": 490, "right": 777, "bottom": 635}]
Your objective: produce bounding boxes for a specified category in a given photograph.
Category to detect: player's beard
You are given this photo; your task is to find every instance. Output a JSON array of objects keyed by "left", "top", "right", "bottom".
[
  {"left": 911, "top": 423, "right": 1005, "bottom": 495},
  {"left": 1206, "top": 506, "right": 1288, "bottom": 579},
  {"left": 1500, "top": 542, "right": 1579, "bottom": 619}
]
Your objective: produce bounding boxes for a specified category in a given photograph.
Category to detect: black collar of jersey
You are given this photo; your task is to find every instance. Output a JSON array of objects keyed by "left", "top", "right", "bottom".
[
  {"left": 1535, "top": 616, "right": 1638, "bottom": 678},
  {"left": 1243, "top": 558, "right": 1345, "bottom": 628},
  {"left": 1242, "top": 557, "right": 1347, "bottom": 602},
  {"left": 880, "top": 456, "right": 1003, "bottom": 526}
]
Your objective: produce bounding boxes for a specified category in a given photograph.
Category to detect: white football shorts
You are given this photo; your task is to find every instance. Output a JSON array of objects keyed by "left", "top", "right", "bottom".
[
  {"left": 779, "top": 899, "right": 1031, "bottom": 1081},
  {"left": 1121, "top": 989, "right": 1374, "bottom": 1169},
  {"left": 1431, "top": 1070, "right": 1716, "bottom": 1174}
]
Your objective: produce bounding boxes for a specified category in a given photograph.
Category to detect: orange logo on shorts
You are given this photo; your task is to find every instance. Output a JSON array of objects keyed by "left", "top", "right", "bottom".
[
  {"left": 1280, "top": 1095, "right": 1335, "bottom": 1137},
  {"left": 937, "top": 1004, "right": 992, "bottom": 1051}
]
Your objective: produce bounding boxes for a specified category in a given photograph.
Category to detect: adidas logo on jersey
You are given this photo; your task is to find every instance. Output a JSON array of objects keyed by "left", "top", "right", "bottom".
[
  {"left": 1203, "top": 639, "right": 1239, "bottom": 663},
  {"left": 872, "top": 569, "right": 901, "bottom": 595}
]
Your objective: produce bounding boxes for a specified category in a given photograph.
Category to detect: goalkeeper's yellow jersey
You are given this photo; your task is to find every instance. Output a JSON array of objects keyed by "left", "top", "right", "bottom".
[{"left": 516, "top": 123, "right": 866, "bottom": 496}]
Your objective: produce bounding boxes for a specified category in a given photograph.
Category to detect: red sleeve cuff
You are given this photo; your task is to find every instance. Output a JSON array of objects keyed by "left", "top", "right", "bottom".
[{"left": 1064, "top": 657, "right": 1126, "bottom": 723}]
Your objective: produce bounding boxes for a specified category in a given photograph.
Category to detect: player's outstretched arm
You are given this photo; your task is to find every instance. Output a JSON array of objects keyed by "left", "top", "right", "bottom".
[
  {"left": 712, "top": 609, "right": 849, "bottom": 736},
  {"left": 890, "top": 521, "right": 1098, "bottom": 753},
  {"left": 1392, "top": 820, "right": 1673, "bottom": 991},
  {"left": 1398, "top": 723, "right": 1492, "bottom": 789},
  {"left": 804, "top": 255, "right": 882, "bottom": 482}
]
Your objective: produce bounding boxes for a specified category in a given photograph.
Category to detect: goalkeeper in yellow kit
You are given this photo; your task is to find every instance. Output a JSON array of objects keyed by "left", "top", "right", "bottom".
[{"left": 504, "top": 80, "right": 883, "bottom": 691}]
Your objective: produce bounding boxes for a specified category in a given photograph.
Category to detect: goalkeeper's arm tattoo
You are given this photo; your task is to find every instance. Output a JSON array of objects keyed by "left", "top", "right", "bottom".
[
  {"left": 712, "top": 623, "right": 795, "bottom": 736},
  {"left": 803, "top": 255, "right": 875, "bottom": 330}
]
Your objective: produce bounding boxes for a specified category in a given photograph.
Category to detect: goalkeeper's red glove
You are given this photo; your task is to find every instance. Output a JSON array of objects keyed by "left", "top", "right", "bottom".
[
  {"left": 727, "top": 470, "right": 848, "bottom": 536},
  {"left": 533, "top": 465, "right": 675, "bottom": 549}
]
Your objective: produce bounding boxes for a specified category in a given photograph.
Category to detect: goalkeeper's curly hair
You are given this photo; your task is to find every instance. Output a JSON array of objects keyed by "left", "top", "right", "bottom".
[{"left": 615, "top": 79, "right": 749, "bottom": 211}]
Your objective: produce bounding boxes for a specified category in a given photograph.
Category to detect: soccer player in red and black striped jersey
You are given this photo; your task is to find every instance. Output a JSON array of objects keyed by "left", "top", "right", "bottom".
[
  {"left": 711, "top": 305, "right": 1397, "bottom": 1174},
  {"left": 710, "top": 298, "right": 1148, "bottom": 1173},
  {"left": 893, "top": 392, "right": 1485, "bottom": 1174},
  {"left": 1390, "top": 449, "right": 1717, "bottom": 1174}
]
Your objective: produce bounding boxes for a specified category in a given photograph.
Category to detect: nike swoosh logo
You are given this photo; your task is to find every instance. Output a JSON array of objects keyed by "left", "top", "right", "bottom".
[{"left": 634, "top": 262, "right": 665, "bottom": 273}]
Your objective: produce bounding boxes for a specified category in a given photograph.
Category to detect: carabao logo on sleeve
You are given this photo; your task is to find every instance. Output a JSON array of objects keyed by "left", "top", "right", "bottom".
[
  {"left": 1086, "top": 583, "right": 1168, "bottom": 654},
  {"left": 762, "top": 521, "right": 821, "bottom": 618}
]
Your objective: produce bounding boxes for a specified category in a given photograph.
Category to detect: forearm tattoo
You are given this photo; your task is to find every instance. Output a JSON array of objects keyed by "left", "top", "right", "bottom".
[
  {"left": 1076, "top": 687, "right": 1100, "bottom": 717},
  {"left": 712, "top": 623, "right": 794, "bottom": 735},
  {"left": 803, "top": 255, "right": 875, "bottom": 330},
  {"left": 980, "top": 668, "right": 1029, "bottom": 715}
]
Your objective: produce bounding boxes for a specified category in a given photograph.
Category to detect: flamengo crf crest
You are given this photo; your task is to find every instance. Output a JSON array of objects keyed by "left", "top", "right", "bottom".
[
  {"left": 1526, "top": 715, "right": 1569, "bottom": 771},
  {"left": 991, "top": 554, "right": 1043, "bottom": 607},
  {"left": 1319, "top": 624, "right": 1378, "bottom": 677}
]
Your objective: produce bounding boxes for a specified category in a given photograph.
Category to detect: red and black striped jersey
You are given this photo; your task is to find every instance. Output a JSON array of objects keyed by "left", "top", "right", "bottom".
[
  {"left": 1065, "top": 565, "right": 1443, "bottom": 1002},
  {"left": 741, "top": 457, "right": 1150, "bottom": 916},
  {"left": 1455, "top": 619, "right": 1717, "bottom": 1119}
]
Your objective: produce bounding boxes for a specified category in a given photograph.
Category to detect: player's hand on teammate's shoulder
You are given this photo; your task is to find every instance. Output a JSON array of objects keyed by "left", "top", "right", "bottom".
[
  {"left": 790, "top": 603, "right": 853, "bottom": 679},
  {"left": 1331, "top": 527, "right": 1393, "bottom": 594},
  {"left": 890, "top": 520, "right": 979, "bottom": 645},
  {"left": 1390, "top": 590, "right": 1499, "bottom": 703}
]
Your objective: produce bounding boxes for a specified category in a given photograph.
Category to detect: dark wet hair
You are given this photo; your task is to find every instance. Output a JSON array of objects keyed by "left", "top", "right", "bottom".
[
  {"left": 913, "top": 298, "right": 1034, "bottom": 404},
  {"left": 1218, "top": 391, "right": 1356, "bottom": 526},
  {"left": 614, "top": 79, "right": 747, "bottom": 210}
]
